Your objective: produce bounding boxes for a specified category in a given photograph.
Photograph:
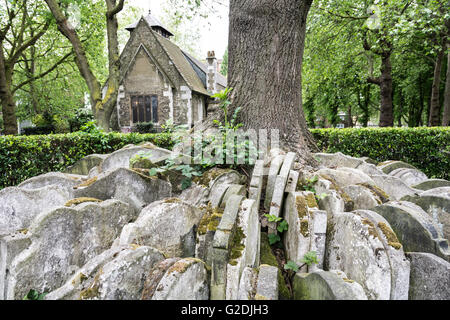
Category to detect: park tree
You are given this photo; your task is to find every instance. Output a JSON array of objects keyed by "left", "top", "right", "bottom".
[
  {"left": 45, "top": 0, "right": 125, "bottom": 131},
  {"left": 0, "top": 0, "right": 66, "bottom": 135}
]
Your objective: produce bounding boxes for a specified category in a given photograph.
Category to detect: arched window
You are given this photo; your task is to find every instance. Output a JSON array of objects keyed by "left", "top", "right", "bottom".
[{"left": 131, "top": 95, "right": 158, "bottom": 123}]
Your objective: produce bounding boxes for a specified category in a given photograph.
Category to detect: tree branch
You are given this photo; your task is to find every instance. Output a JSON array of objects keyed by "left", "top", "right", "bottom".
[{"left": 13, "top": 50, "right": 73, "bottom": 93}]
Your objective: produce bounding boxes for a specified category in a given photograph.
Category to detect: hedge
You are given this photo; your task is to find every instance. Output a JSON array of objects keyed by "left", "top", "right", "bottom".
[
  {"left": 310, "top": 127, "right": 450, "bottom": 180},
  {"left": 0, "top": 132, "right": 173, "bottom": 189}
]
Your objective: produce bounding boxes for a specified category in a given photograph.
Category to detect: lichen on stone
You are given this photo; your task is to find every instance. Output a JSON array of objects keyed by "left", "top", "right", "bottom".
[
  {"left": 73, "top": 176, "right": 98, "bottom": 189},
  {"left": 65, "top": 197, "right": 103, "bottom": 207},
  {"left": 167, "top": 259, "right": 196, "bottom": 275},
  {"left": 343, "top": 278, "right": 355, "bottom": 283},
  {"left": 163, "top": 197, "right": 182, "bottom": 204},
  {"left": 377, "top": 222, "right": 402, "bottom": 250}
]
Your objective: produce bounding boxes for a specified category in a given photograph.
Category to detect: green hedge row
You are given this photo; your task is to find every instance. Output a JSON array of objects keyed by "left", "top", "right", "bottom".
[
  {"left": 0, "top": 132, "right": 173, "bottom": 189},
  {"left": 310, "top": 127, "right": 450, "bottom": 180}
]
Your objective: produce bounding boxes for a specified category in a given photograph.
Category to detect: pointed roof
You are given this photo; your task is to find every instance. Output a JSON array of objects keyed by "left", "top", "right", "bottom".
[{"left": 125, "top": 10, "right": 174, "bottom": 37}]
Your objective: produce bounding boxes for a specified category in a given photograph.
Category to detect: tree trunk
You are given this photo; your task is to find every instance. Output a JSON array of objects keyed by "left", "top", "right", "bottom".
[
  {"left": 227, "top": 0, "right": 316, "bottom": 163},
  {"left": 429, "top": 45, "right": 445, "bottom": 126},
  {"left": 0, "top": 44, "right": 18, "bottom": 135},
  {"left": 442, "top": 44, "right": 450, "bottom": 126},
  {"left": 379, "top": 54, "right": 394, "bottom": 127},
  {"left": 45, "top": 0, "right": 123, "bottom": 132}
]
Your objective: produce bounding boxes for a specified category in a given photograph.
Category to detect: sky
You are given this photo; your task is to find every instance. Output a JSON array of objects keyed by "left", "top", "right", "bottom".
[{"left": 133, "top": 0, "right": 229, "bottom": 59}]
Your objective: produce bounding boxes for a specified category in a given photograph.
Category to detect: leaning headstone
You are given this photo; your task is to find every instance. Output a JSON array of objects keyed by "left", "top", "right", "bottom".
[
  {"left": 283, "top": 191, "right": 320, "bottom": 272},
  {"left": 101, "top": 145, "right": 171, "bottom": 173},
  {"left": 342, "top": 185, "right": 383, "bottom": 210},
  {"left": 196, "top": 205, "right": 223, "bottom": 266},
  {"left": 147, "top": 258, "right": 209, "bottom": 300},
  {"left": 210, "top": 195, "right": 244, "bottom": 300},
  {"left": 220, "top": 184, "right": 247, "bottom": 209},
  {"left": 373, "top": 201, "right": 449, "bottom": 262},
  {"left": 401, "top": 189, "right": 450, "bottom": 241},
  {"left": 79, "top": 245, "right": 165, "bottom": 300},
  {"left": 254, "top": 265, "right": 278, "bottom": 300},
  {"left": 264, "top": 154, "right": 285, "bottom": 210},
  {"left": 268, "top": 152, "right": 296, "bottom": 234},
  {"left": 0, "top": 231, "right": 31, "bottom": 300},
  {"left": 314, "top": 152, "right": 363, "bottom": 169},
  {"left": 325, "top": 210, "right": 409, "bottom": 300},
  {"left": 377, "top": 160, "right": 417, "bottom": 174},
  {"left": 64, "top": 154, "right": 108, "bottom": 176},
  {"left": 316, "top": 167, "right": 375, "bottom": 189},
  {"left": 74, "top": 168, "right": 172, "bottom": 213},
  {"left": 389, "top": 168, "right": 428, "bottom": 187},
  {"left": 118, "top": 199, "right": 204, "bottom": 258},
  {"left": 354, "top": 210, "right": 410, "bottom": 300},
  {"left": 406, "top": 252, "right": 450, "bottom": 300},
  {"left": 5, "top": 200, "right": 136, "bottom": 300},
  {"left": 412, "top": 179, "right": 450, "bottom": 191},
  {"left": 237, "top": 267, "right": 258, "bottom": 300},
  {"left": 0, "top": 186, "right": 72, "bottom": 235},
  {"left": 18, "top": 172, "right": 83, "bottom": 190},
  {"left": 226, "top": 199, "right": 260, "bottom": 300},
  {"left": 292, "top": 270, "right": 367, "bottom": 300},
  {"left": 179, "top": 184, "right": 209, "bottom": 206},
  {"left": 371, "top": 175, "right": 419, "bottom": 200},
  {"left": 249, "top": 160, "right": 265, "bottom": 205}
]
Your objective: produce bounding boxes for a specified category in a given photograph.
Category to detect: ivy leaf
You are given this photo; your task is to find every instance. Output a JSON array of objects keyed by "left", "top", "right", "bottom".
[
  {"left": 277, "top": 220, "right": 289, "bottom": 233},
  {"left": 284, "top": 260, "right": 299, "bottom": 272},
  {"left": 268, "top": 233, "right": 281, "bottom": 245}
]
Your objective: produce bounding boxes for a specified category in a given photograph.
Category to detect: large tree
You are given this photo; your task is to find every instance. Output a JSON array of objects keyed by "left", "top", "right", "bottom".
[
  {"left": 45, "top": 0, "right": 124, "bottom": 131},
  {"left": 225, "top": 0, "right": 316, "bottom": 162},
  {"left": 0, "top": 0, "right": 57, "bottom": 135}
]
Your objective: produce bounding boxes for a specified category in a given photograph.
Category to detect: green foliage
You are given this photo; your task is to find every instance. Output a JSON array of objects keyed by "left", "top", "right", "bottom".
[
  {"left": 0, "top": 132, "right": 174, "bottom": 189},
  {"left": 220, "top": 47, "right": 228, "bottom": 76},
  {"left": 68, "top": 109, "right": 94, "bottom": 132},
  {"left": 284, "top": 260, "right": 300, "bottom": 273},
  {"left": 301, "top": 251, "right": 319, "bottom": 266},
  {"left": 23, "top": 289, "right": 47, "bottom": 300},
  {"left": 277, "top": 220, "right": 289, "bottom": 233},
  {"left": 264, "top": 214, "right": 282, "bottom": 223},
  {"left": 310, "top": 127, "right": 450, "bottom": 180},
  {"left": 300, "top": 175, "right": 318, "bottom": 193},
  {"left": 132, "top": 122, "right": 157, "bottom": 134},
  {"left": 268, "top": 234, "right": 281, "bottom": 246}
]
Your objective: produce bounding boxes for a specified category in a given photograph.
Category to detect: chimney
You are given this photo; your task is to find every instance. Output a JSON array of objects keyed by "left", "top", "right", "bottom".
[{"left": 206, "top": 51, "right": 217, "bottom": 94}]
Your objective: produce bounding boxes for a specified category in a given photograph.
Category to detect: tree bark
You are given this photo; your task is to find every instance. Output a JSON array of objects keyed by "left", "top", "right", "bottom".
[
  {"left": 442, "top": 43, "right": 450, "bottom": 126},
  {"left": 0, "top": 43, "right": 18, "bottom": 135},
  {"left": 226, "top": 0, "right": 316, "bottom": 163},
  {"left": 379, "top": 54, "right": 394, "bottom": 127},
  {"left": 429, "top": 44, "right": 445, "bottom": 126}
]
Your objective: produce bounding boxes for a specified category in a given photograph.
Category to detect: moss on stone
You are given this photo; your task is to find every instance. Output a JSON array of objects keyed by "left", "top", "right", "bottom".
[
  {"left": 73, "top": 176, "right": 97, "bottom": 189},
  {"left": 197, "top": 204, "right": 224, "bottom": 235},
  {"left": 357, "top": 183, "right": 390, "bottom": 203},
  {"left": 167, "top": 259, "right": 192, "bottom": 275},
  {"left": 300, "top": 219, "right": 310, "bottom": 237},
  {"left": 65, "top": 197, "right": 103, "bottom": 207},
  {"left": 343, "top": 278, "right": 355, "bottom": 283},
  {"left": 163, "top": 197, "right": 182, "bottom": 204},
  {"left": 72, "top": 272, "right": 88, "bottom": 286},
  {"left": 79, "top": 269, "right": 102, "bottom": 300},
  {"left": 305, "top": 193, "right": 319, "bottom": 208},
  {"left": 377, "top": 222, "right": 402, "bottom": 250},
  {"left": 319, "top": 173, "right": 354, "bottom": 211},
  {"left": 361, "top": 218, "right": 378, "bottom": 239},
  {"left": 259, "top": 232, "right": 291, "bottom": 300},
  {"left": 229, "top": 225, "right": 246, "bottom": 266},
  {"left": 295, "top": 195, "right": 309, "bottom": 219},
  {"left": 193, "top": 167, "right": 234, "bottom": 187}
]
